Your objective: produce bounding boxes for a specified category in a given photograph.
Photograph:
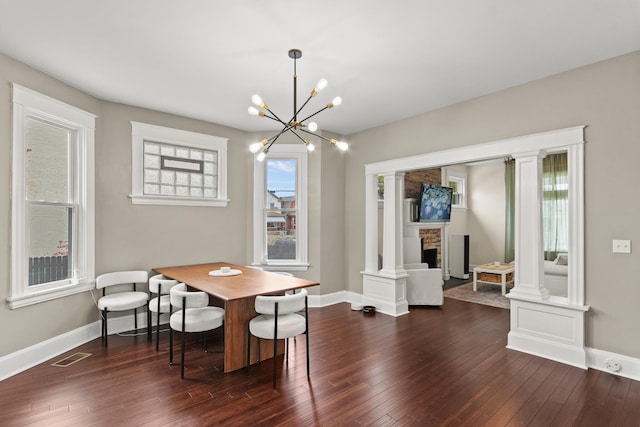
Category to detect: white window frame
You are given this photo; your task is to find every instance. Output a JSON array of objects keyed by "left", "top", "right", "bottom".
[
  {"left": 9, "top": 84, "right": 96, "bottom": 309},
  {"left": 252, "top": 144, "right": 309, "bottom": 271},
  {"left": 129, "top": 122, "right": 228, "bottom": 207},
  {"left": 446, "top": 172, "right": 467, "bottom": 210}
]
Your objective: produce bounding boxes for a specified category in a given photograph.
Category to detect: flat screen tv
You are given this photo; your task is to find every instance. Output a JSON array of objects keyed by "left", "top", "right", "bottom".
[{"left": 420, "top": 184, "right": 453, "bottom": 222}]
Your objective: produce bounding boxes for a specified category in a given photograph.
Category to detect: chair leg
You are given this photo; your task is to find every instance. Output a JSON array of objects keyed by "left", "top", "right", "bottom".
[
  {"left": 155, "top": 310, "right": 161, "bottom": 351},
  {"left": 306, "top": 300, "right": 310, "bottom": 378},
  {"left": 273, "top": 337, "right": 277, "bottom": 389},
  {"left": 180, "top": 330, "right": 185, "bottom": 379},
  {"left": 169, "top": 327, "right": 174, "bottom": 365},
  {"left": 147, "top": 309, "right": 152, "bottom": 342},
  {"left": 204, "top": 331, "right": 209, "bottom": 352},
  {"left": 103, "top": 309, "right": 108, "bottom": 347},
  {"left": 134, "top": 308, "right": 138, "bottom": 332}
]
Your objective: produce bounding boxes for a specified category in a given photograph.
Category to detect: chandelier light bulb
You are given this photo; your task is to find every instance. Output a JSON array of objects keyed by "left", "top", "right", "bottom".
[
  {"left": 315, "top": 78, "right": 328, "bottom": 92},
  {"left": 336, "top": 140, "right": 349, "bottom": 151},
  {"left": 305, "top": 141, "right": 315, "bottom": 152},
  {"left": 251, "top": 94, "right": 267, "bottom": 109},
  {"left": 249, "top": 141, "right": 263, "bottom": 153},
  {"left": 256, "top": 150, "right": 267, "bottom": 162},
  {"left": 248, "top": 106, "right": 260, "bottom": 116},
  {"left": 307, "top": 122, "right": 318, "bottom": 132},
  {"left": 329, "top": 96, "right": 343, "bottom": 108}
]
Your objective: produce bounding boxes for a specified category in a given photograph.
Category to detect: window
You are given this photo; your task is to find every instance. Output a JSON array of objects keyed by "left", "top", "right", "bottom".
[
  {"left": 447, "top": 174, "right": 467, "bottom": 209},
  {"left": 9, "top": 84, "right": 96, "bottom": 308},
  {"left": 252, "top": 145, "right": 308, "bottom": 270},
  {"left": 129, "top": 122, "right": 228, "bottom": 207},
  {"left": 542, "top": 152, "right": 569, "bottom": 260}
]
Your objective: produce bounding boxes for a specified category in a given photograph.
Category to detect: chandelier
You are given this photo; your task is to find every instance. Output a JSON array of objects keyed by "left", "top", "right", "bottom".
[{"left": 248, "top": 49, "right": 349, "bottom": 161}]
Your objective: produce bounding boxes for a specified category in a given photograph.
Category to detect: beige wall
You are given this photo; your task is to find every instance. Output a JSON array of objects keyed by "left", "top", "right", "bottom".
[
  {"left": 2, "top": 49, "right": 640, "bottom": 362},
  {"left": 345, "top": 51, "right": 640, "bottom": 358},
  {"left": 1, "top": 50, "right": 345, "bottom": 356},
  {"left": 467, "top": 161, "right": 505, "bottom": 266}
]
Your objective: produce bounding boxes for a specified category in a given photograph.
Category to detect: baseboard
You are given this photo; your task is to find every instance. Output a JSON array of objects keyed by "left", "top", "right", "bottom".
[
  {"left": 0, "top": 311, "right": 156, "bottom": 381},
  {"left": 586, "top": 347, "right": 640, "bottom": 381},
  {"left": 0, "top": 322, "right": 99, "bottom": 381}
]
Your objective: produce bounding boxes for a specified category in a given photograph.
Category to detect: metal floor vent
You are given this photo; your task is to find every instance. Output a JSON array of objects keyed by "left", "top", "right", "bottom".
[{"left": 51, "top": 352, "right": 92, "bottom": 367}]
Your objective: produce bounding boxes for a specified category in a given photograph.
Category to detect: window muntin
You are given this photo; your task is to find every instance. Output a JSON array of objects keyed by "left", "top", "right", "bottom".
[
  {"left": 130, "top": 122, "right": 228, "bottom": 207},
  {"left": 10, "top": 84, "right": 95, "bottom": 308}
]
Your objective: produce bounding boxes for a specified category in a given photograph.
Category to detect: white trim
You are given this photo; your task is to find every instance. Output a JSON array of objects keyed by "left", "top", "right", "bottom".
[
  {"left": 9, "top": 84, "right": 96, "bottom": 309},
  {"left": 252, "top": 144, "right": 309, "bottom": 270},
  {"left": 586, "top": 347, "right": 640, "bottom": 382},
  {"left": 129, "top": 121, "right": 228, "bottom": 207},
  {"left": 363, "top": 126, "right": 588, "bottom": 370}
]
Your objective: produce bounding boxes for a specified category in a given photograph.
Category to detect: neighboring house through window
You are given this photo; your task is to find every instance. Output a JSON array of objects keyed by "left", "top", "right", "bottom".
[
  {"left": 252, "top": 144, "right": 308, "bottom": 270},
  {"left": 9, "top": 84, "right": 96, "bottom": 308}
]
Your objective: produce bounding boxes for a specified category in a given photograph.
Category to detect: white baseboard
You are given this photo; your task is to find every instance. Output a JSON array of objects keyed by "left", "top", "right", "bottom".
[
  {"left": 586, "top": 347, "right": 640, "bottom": 381},
  {"left": 0, "top": 311, "right": 152, "bottom": 381}
]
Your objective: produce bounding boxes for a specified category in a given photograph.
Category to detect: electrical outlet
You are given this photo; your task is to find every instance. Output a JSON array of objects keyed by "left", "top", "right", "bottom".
[
  {"left": 612, "top": 240, "right": 631, "bottom": 254},
  {"left": 605, "top": 358, "right": 622, "bottom": 372}
]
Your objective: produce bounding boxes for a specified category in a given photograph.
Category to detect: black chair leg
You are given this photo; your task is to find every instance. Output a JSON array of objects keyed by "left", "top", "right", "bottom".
[
  {"left": 134, "top": 308, "right": 138, "bottom": 332},
  {"left": 169, "top": 327, "right": 174, "bottom": 365},
  {"left": 155, "top": 310, "right": 161, "bottom": 351},
  {"left": 180, "top": 330, "right": 185, "bottom": 379},
  {"left": 103, "top": 309, "right": 108, "bottom": 347},
  {"left": 147, "top": 309, "right": 152, "bottom": 341},
  {"left": 273, "top": 337, "right": 277, "bottom": 389}
]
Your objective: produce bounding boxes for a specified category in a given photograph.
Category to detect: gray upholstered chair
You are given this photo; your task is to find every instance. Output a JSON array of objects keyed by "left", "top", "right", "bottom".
[{"left": 247, "top": 288, "right": 309, "bottom": 388}]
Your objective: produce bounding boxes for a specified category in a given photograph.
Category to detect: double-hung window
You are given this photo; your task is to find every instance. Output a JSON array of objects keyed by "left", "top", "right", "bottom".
[
  {"left": 252, "top": 144, "right": 308, "bottom": 270},
  {"left": 9, "top": 84, "right": 96, "bottom": 308}
]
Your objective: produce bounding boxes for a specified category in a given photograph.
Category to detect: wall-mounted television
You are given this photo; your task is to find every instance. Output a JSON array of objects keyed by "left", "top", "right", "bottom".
[{"left": 420, "top": 184, "right": 453, "bottom": 222}]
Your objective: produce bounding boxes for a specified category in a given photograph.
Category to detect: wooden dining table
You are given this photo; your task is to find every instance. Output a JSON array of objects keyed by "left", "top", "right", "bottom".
[{"left": 153, "top": 262, "right": 319, "bottom": 373}]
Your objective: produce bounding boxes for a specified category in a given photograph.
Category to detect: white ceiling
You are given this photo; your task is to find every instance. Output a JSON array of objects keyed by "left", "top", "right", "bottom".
[{"left": 1, "top": 0, "right": 639, "bottom": 136}]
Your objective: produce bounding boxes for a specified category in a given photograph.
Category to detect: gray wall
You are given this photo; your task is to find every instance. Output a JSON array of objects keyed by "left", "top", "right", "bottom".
[
  {"left": 2, "top": 49, "right": 639, "bottom": 362},
  {"left": 344, "top": 51, "right": 640, "bottom": 358},
  {"left": 0, "top": 51, "right": 346, "bottom": 357}
]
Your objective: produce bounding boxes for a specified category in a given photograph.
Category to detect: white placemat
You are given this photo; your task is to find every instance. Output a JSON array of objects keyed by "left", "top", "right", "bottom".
[{"left": 208, "top": 269, "right": 243, "bottom": 277}]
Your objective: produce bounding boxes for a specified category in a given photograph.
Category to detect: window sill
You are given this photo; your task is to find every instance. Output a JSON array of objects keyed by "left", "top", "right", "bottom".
[
  {"left": 259, "top": 263, "right": 309, "bottom": 272},
  {"left": 7, "top": 280, "right": 95, "bottom": 309},
  {"left": 129, "top": 194, "right": 229, "bottom": 207}
]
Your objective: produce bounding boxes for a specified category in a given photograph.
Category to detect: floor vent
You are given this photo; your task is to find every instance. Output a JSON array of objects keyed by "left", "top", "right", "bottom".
[{"left": 51, "top": 352, "right": 92, "bottom": 367}]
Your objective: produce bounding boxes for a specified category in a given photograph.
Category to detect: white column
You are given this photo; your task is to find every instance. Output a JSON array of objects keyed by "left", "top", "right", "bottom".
[
  {"left": 509, "top": 150, "right": 549, "bottom": 300},
  {"left": 441, "top": 223, "right": 450, "bottom": 280},
  {"left": 364, "top": 173, "right": 379, "bottom": 273},
  {"left": 380, "top": 172, "right": 405, "bottom": 277}
]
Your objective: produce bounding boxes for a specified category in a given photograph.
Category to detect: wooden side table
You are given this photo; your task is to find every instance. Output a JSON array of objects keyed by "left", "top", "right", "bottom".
[{"left": 473, "top": 262, "right": 515, "bottom": 296}]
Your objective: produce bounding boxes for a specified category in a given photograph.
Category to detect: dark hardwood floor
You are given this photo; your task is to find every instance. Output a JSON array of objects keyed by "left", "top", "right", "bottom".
[{"left": 1, "top": 299, "right": 638, "bottom": 426}]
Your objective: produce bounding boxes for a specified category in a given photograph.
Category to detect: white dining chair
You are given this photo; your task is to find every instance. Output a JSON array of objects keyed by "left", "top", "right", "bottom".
[
  {"left": 247, "top": 288, "right": 309, "bottom": 389},
  {"left": 148, "top": 274, "right": 179, "bottom": 351},
  {"left": 169, "top": 283, "right": 225, "bottom": 379},
  {"left": 96, "top": 270, "right": 149, "bottom": 347}
]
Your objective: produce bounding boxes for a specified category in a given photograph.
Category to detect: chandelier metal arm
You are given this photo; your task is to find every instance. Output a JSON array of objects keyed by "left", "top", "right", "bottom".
[
  {"left": 263, "top": 107, "right": 289, "bottom": 127},
  {"left": 297, "top": 105, "right": 329, "bottom": 124},
  {"left": 298, "top": 127, "right": 332, "bottom": 143}
]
